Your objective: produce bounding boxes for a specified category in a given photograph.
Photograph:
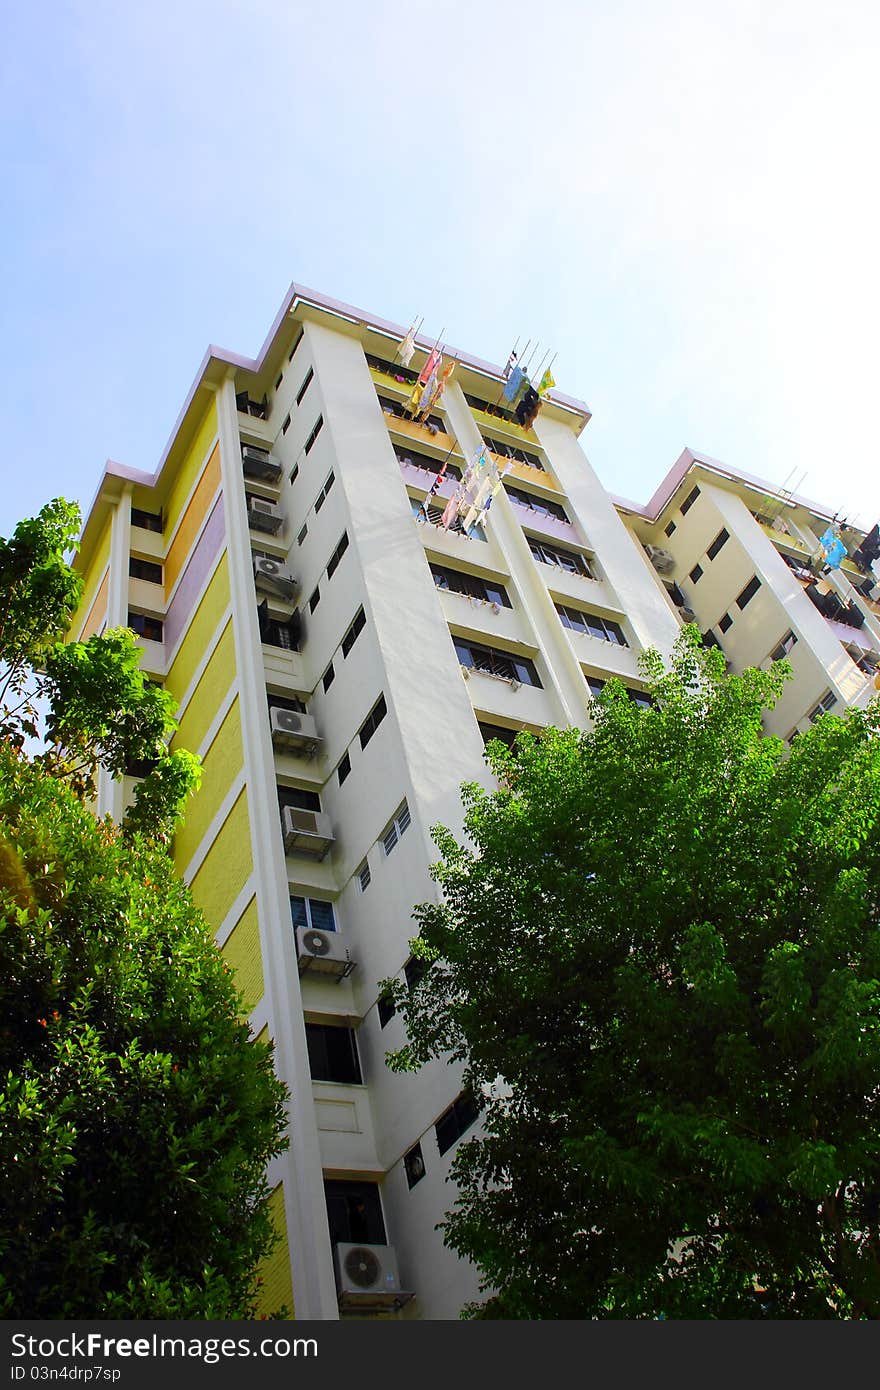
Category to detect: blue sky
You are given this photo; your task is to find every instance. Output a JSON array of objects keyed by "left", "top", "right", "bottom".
[{"left": 2, "top": 0, "right": 879, "bottom": 540}]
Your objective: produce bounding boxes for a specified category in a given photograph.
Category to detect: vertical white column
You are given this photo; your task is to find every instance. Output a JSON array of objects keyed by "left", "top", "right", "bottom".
[
  {"left": 214, "top": 373, "right": 339, "bottom": 1320},
  {"left": 97, "top": 484, "right": 133, "bottom": 822}
]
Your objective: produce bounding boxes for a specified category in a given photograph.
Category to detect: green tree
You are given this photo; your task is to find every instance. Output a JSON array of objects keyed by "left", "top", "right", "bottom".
[
  {"left": 0, "top": 501, "right": 288, "bottom": 1316},
  {"left": 387, "top": 632, "right": 880, "bottom": 1318}
]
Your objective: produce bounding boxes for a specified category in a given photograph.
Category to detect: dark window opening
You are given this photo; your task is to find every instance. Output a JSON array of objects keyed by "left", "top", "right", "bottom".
[
  {"left": 236, "top": 390, "right": 268, "bottom": 419},
  {"left": 393, "top": 443, "right": 461, "bottom": 479},
  {"left": 341, "top": 607, "right": 366, "bottom": 657},
  {"left": 379, "top": 394, "right": 446, "bottom": 434},
  {"left": 664, "top": 520, "right": 676, "bottom": 538},
  {"left": 338, "top": 752, "right": 351, "bottom": 785},
  {"left": 463, "top": 390, "right": 518, "bottom": 426},
  {"left": 129, "top": 557, "right": 163, "bottom": 584},
  {"left": 278, "top": 785, "right": 321, "bottom": 815},
  {"left": 689, "top": 564, "right": 703, "bottom": 584},
  {"left": 326, "top": 532, "right": 349, "bottom": 580},
  {"left": 314, "top": 472, "right": 335, "bottom": 512},
  {"left": 304, "top": 413, "right": 323, "bottom": 454},
  {"left": 306, "top": 1025, "right": 362, "bottom": 1085},
  {"left": 296, "top": 367, "right": 314, "bottom": 406},
  {"left": 478, "top": 720, "right": 520, "bottom": 749},
  {"left": 268, "top": 694, "right": 306, "bottom": 715},
  {"left": 736, "top": 575, "right": 761, "bottom": 610},
  {"left": 430, "top": 563, "right": 511, "bottom": 608},
  {"left": 359, "top": 694, "right": 387, "bottom": 749},
  {"left": 324, "top": 1180, "right": 386, "bottom": 1247},
  {"left": 377, "top": 991, "right": 396, "bottom": 1028},
  {"left": 504, "top": 484, "right": 569, "bottom": 524},
  {"left": 528, "top": 537, "right": 594, "bottom": 577},
  {"left": 258, "top": 601, "right": 302, "bottom": 650},
  {"left": 404, "top": 1143, "right": 426, "bottom": 1189},
  {"left": 131, "top": 507, "right": 162, "bottom": 533},
  {"left": 482, "top": 435, "right": 543, "bottom": 469},
  {"left": 128, "top": 610, "right": 163, "bottom": 642},
  {"left": 287, "top": 327, "right": 304, "bottom": 363},
  {"left": 365, "top": 351, "right": 420, "bottom": 386},
  {"left": 309, "top": 587, "right": 321, "bottom": 613},
  {"left": 323, "top": 663, "right": 335, "bottom": 692},
  {"left": 435, "top": 1091, "right": 480, "bottom": 1156},
  {"left": 718, "top": 613, "right": 733, "bottom": 633},
  {"left": 680, "top": 485, "right": 700, "bottom": 515},
  {"left": 404, "top": 956, "right": 429, "bottom": 991},
  {"left": 556, "top": 605, "right": 627, "bottom": 646},
  {"left": 454, "top": 638, "right": 542, "bottom": 686},
  {"left": 706, "top": 528, "right": 730, "bottom": 561}
]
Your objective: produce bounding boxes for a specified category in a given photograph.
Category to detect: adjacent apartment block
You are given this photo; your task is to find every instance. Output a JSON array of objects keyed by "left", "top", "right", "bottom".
[{"left": 69, "top": 284, "right": 880, "bottom": 1320}]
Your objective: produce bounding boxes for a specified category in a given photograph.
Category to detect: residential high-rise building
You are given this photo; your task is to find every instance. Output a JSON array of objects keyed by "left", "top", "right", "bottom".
[{"left": 70, "top": 284, "right": 880, "bottom": 1319}]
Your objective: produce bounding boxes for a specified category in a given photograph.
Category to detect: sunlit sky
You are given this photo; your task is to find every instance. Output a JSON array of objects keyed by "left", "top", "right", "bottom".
[{"left": 2, "top": 0, "right": 878, "bottom": 539}]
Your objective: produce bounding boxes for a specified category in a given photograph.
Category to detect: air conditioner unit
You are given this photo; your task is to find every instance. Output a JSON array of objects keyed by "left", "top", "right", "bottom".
[
  {"left": 679, "top": 605, "right": 697, "bottom": 623},
  {"left": 270, "top": 707, "right": 322, "bottom": 757},
  {"left": 248, "top": 497, "right": 283, "bottom": 534},
  {"left": 295, "top": 925, "right": 353, "bottom": 979},
  {"left": 253, "top": 556, "right": 298, "bottom": 599},
  {"left": 282, "top": 806, "right": 334, "bottom": 859},
  {"left": 645, "top": 544, "right": 675, "bottom": 574},
  {"left": 241, "top": 445, "right": 282, "bottom": 483},
  {"left": 333, "top": 1243, "right": 413, "bottom": 1311}
]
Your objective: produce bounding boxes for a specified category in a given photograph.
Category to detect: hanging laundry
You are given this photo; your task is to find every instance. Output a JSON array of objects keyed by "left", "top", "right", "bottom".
[
  {"left": 820, "top": 526, "right": 847, "bottom": 570},
  {"left": 503, "top": 366, "right": 524, "bottom": 403},
  {"left": 441, "top": 491, "right": 460, "bottom": 530},
  {"left": 538, "top": 367, "right": 556, "bottom": 396},
  {"left": 503, "top": 350, "right": 518, "bottom": 379},
  {"left": 397, "top": 326, "right": 417, "bottom": 368},
  {"left": 418, "top": 346, "right": 442, "bottom": 386},
  {"left": 423, "top": 360, "right": 455, "bottom": 417},
  {"left": 512, "top": 374, "right": 531, "bottom": 408}
]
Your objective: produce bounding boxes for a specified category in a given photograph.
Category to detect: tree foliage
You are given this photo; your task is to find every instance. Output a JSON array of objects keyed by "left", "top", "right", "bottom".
[
  {"left": 387, "top": 632, "right": 880, "bottom": 1318},
  {"left": 0, "top": 501, "right": 288, "bottom": 1316}
]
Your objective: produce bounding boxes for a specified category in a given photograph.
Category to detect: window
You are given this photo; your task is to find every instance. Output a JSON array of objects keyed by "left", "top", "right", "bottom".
[
  {"left": 275, "top": 372, "right": 283, "bottom": 391},
  {"left": 278, "top": 786, "right": 321, "bottom": 815},
  {"left": 454, "top": 638, "right": 543, "bottom": 686},
  {"left": 304, "top": 413, "right": 323, "bottom": 454},
  {"left": 306, "top": 1024, "right": 362, "bottom": 1084},
  {"left": 504, "top": 484, "right": 569, "bottom": 523},
  {"left": 290, "top": 896, "right": 336, "bottom": 933},
  {"left": 326, "top": 532, "right": 349, "bottom": 580},
  {"left": 129, "top": 557, "right": 163, "bottom": 584},
  {"left": 357, "top": 860, "right": 371, "bottom": 892},
  {"left": 718, "top": 612, "right": 733, "bottom": 634},
  {"left": 128, "top": 611, "right": 163, "bottom": 642},
  {"left": 689, "top": 564, "right": 703, "bottom": 584},
  {"left": 528, "top": 537, "right": 594, "bottom": 577},
  {"left": 556, "top": 605, "right": 627, "bottom": 646},
  {"left": 736, "top": 575, "right": 761, "bottom": 610},
  {"left": 297, "top": 522, "right": 308, "bottom": 545},
  {"left": 314, "top": 472, "right": 335, "bottom": 512},
  {"left": 323, "top": 663, "right": 335, "bottom": 692},
  {"left": 296, "top": 367, "right": 314, "bottom": 406},
  {"left": 585, "top": 677, "right": 651, "bottom": 708},
  {"left": 664, "top": 520, "right": 676, "bottom": 538},
  {"left": 393, "top": 444, "right": 461, "bottom": 479},
  {"left": 282, "top": 414, "right": 292, "bottom": 436},
  {"left": 770, "top": 631, "right": 798, "bottom": 663},
  {"left": 324, "top": 1180, "right": 386, "bottom": 1247},
  {"left": 287, "top": 326, "right": 304, "bottom": 363},
  {"left": 430, "top": 563, "right": 511, "bottom": 608},
  {"left": 380, "top": 395, "right": 446, "bottom": 434},
  {"left": 435, "top": 1091, "right": 480, "bottom": 1156},
  {"left": 478, "top": 721, "right": 520, "bottom": 749},
  {"left": 463, "top": 390, "right": 518, "bottom": 426},
  {"left": 482, "top": 435, "right": 543, "bottom": 469},
  {"left": 309, "top": 586, "right": 321, "bottom": 613},
  {"left": 382, "top": 802, "right": 411, "bottom": 856},
  {"left": 404, "top": 956, "right": 429, "bottom": 990},
  {"left": 706, "top": 528, "right": 729, "bottom": 560},
  {"left": 258, "top": 602, "right": 301, "bottom": 651},
  {"left": 365, "top": 351, "right": 419, "bottom": 386},
  {"left": 377, "top": 990, "right": 396, "bottom": 1028},
  {"left": 410, "top": 495, "right": 488, "bottom": 542},
  {"left": 131, "top": 506, "right": 162, "bottom": 533},
  {"left": 341, "top": 607, "right": 366, "bottom": 657},
  {"left": 702, "top": 631, "right": 723, "bottom": 652},
  {"left": 337, "top": 752, "right": 351, "bottom": 786},
  {"left": 808, "top": 691, "right": 836, "bottom": 722},
  {"left": 404, "top": 1142, "right": 426, "bottom": 1189},
  {"left": 359, "top": 694, "right": 387, "bottom": 749},
  {"left": 268, "top": 694, "right": 306, "bottom": 715},
  {"left": 680, "top": 485, "right": 700, "bottom": 515}
]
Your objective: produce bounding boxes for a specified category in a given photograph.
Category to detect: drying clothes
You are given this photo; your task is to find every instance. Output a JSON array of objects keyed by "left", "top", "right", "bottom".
[
  {"left": 538, "top": 367, "right": 555, "bottom": 396},
  {"left": 503, "top": 366, "right": 524, "bottom": 402},
  {"left": 418, "top": 347, "right": 441, "bottom": 386},
  {"left": 397, "top": 328, "right": 417, "bottom": 367}
]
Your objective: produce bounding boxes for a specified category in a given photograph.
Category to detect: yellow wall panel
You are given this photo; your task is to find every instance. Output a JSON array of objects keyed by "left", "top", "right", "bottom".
[
  {"left": 221, "top": 895, "right": 264, "bottom": 1015},
  {"left": 255, "top": 1185, "right": 295, "bottom": 1318},
  {"left": 165, "top": 444, "right": 222, "bottom": 595},
  {"left": 163, "top": 399, "right": 218, "bottom": 539},
  {"left": 165, "top": 553, "right": 230, "bottom": 703},
  {"left": 174, "top": 698, "right": 243, "bottom": 870},
  {"left": 187, "top": 787, "right": 252, "bottom": 931},
  {"left": 171, "top": 619, "right": 235, "bottom": 755},
  {"left": 71, "top": 516, "right": 112, "bottom": 638},
  {"left": 78, "top": 570, "right": 109, "bottom": 640}
]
